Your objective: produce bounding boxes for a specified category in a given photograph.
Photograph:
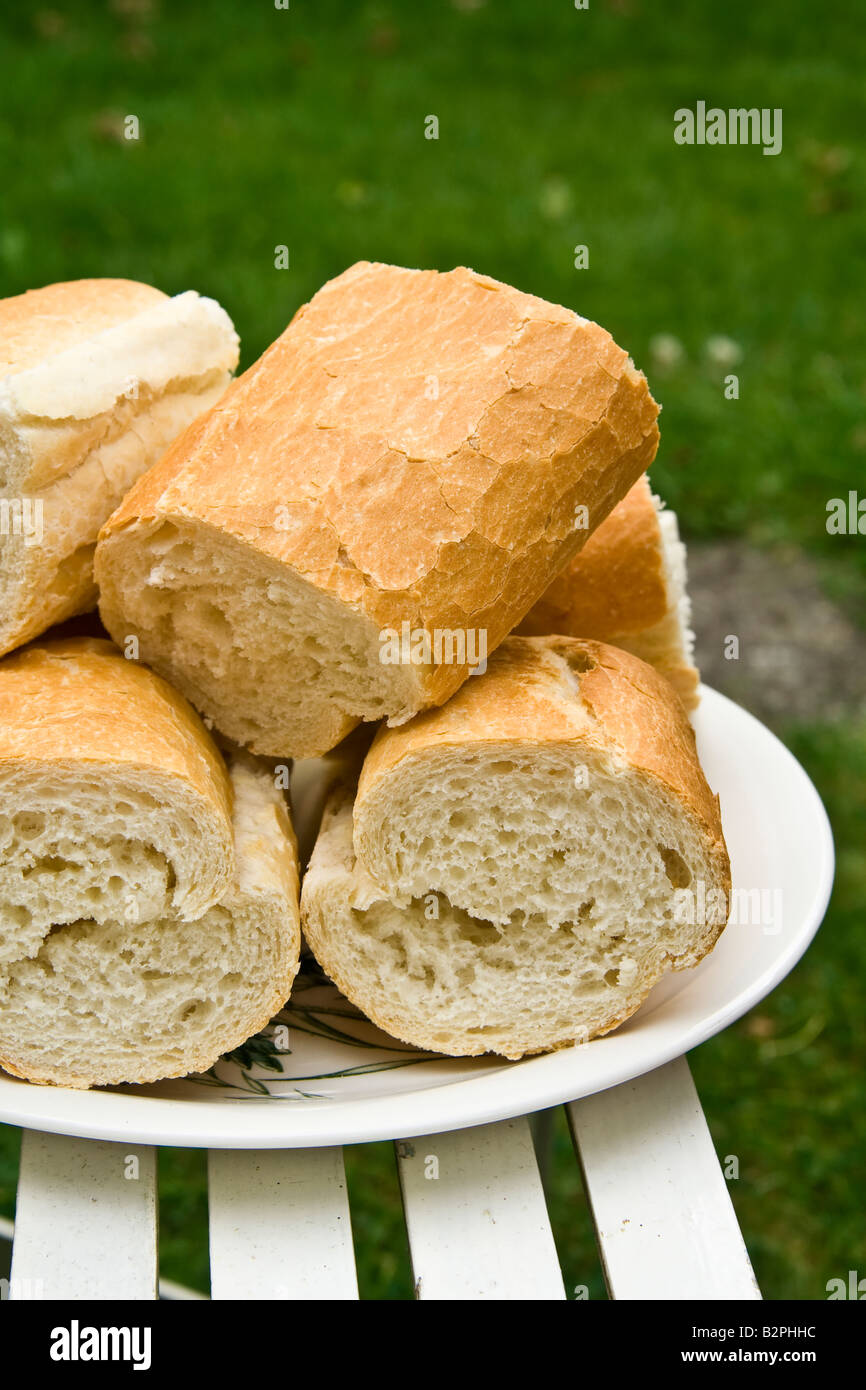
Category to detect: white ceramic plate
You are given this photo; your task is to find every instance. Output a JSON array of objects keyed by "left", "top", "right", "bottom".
[{"left": 0, "top": 686, "right": 834, "bottom": 1148}]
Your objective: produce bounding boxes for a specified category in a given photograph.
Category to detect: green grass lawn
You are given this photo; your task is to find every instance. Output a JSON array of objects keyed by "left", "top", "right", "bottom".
[{"left": 0, "top": 0, "right": 863, "bottom": 1298}]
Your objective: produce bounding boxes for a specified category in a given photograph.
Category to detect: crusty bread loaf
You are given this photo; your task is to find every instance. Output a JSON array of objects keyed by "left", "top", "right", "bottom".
[
  {"left": 518, "top": 475, "right": 700, "bottom": 709},
  {"left": 95, "top": 261, "right": 659, "bottom": 759},
  {"left": 0, "top": 279, "right": 239, "bottom": 657},
  {"left": 302, "top": 636, "right": 730, "bottom": 1059},
  {"left": 0, "top": 638, "right": 299, "bottom": 1088}
]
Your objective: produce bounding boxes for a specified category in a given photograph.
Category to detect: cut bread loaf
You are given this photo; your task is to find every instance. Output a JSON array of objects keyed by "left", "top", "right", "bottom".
[
  {"left": 518, "top": 475, "right": 700, "bottom": 709},
  {"left": 0, "top": 279, "right": 239, "bottom": 657},
  {"left": 95, "top": 261, "right": 660, "bottom": 758},
  {"left": 0, "top": 638, "right": 300, "bottom": 1088},
  {"left": 302, "top": 635, "right": 730, "bottom": 1059}
]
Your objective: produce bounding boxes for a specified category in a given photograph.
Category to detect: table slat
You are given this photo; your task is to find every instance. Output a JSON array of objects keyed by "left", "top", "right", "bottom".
[
  {"left": 567, "top": 1056, "right": 761, "bottom": 1300},
  {"left": 396, "top": 1117, "right": 565, "bottom": 1300},
  {"left": 208, "top": 1147, "right": 358, "bottom": 1300},
  {"left": 10, "top": 1130, "right": 157, "bottom": 1300}
]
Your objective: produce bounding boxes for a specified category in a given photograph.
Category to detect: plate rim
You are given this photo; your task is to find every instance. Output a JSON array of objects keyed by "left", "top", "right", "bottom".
[{"left": 0, "top": 685, "right": 835, "bottom": 1148}]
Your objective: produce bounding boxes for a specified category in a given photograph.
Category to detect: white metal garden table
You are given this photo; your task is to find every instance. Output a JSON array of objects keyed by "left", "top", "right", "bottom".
[{"left": 3, "top": 1055, "right": 760, "bottom": 1301}]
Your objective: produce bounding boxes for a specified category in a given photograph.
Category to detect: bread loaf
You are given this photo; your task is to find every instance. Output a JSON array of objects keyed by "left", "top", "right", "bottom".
[
  {"left": 518, "top": 475, "right": 700, "bottom": 708},
  {"left": 302, "top": 635, "right": 730, "bottom": 1059},
  {"left": 0, "top": 638, "right": 299, "bottom": 1088},
  {"left": 0, "top": 279, "right": 239, "bottom": 657},
  {"left": 95, "top": 261, "right": 660, "bottom": 758}
]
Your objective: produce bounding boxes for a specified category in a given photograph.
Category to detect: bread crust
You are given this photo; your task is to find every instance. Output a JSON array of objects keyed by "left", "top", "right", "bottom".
[
  {"left": 0, "top": 646, "right": 300, "bottom": 1088},
  {"left": 519, "top": 475, "right": 666, "bottom": 636},
  {"left": 357, "top": 635, "right": 726, "bottom": 877},
  {"left": 0, "top": 279, "right": 167, "bottom": 382},
  {"left": 97, "top": 262, "right": 659, "bottom": 749},
  {"left": 0, "top": 280, "right": 239, "bottom": 658},
  {"left": 518, "top": 477, "right": 701, "bottom": 708},
  {"left": 0, "top": 637, "right": 233, "bottom": 832}
]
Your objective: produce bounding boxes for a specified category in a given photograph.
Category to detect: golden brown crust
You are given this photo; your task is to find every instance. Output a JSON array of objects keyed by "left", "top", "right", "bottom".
[
  {"left": 358, "top": 635, "right": 728, "bottom": 876},
  {"left": 0, "top": 279, "right": 166, "bottom": 381},
  {"left": 98, "top": 262, "right": 660, "bottom": 717},
  {"left": 519, "top": 475, "right": 667, "bottom": 637},
  {"left": 518, "top": 477, "right": 702, "bottom": 710},
  {"left": 664, "top": 663, "right": 701, "bottom": 711},
  {"left": 0, "top": 637, "right": 233, "bottom": 832}
]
